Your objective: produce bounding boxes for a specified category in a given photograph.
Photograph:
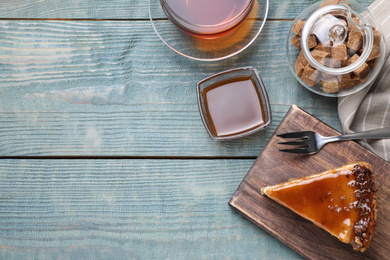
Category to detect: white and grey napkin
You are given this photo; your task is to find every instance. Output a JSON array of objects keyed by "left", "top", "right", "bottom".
[{"left": 338, "top": 0, "right": 390, "bottom": 160}]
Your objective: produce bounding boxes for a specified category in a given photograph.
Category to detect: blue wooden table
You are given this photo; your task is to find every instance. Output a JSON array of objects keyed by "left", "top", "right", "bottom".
[{"left": 0, "top": 0, "right": 375, "bottom": 259}]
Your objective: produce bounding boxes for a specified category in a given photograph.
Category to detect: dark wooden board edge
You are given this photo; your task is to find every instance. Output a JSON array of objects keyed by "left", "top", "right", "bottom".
[{"left": 228, "top": 105, "right": 389, "bottom": 260}]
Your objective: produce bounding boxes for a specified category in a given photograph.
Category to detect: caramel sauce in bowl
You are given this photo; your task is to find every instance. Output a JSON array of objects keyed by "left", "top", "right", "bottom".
[{"left": 197, "top": 67, "right": 271, "bottom": 141}]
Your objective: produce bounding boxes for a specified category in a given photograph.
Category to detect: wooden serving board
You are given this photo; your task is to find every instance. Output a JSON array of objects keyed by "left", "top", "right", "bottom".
[{"left": 229, "top": 105, "right": 390, "bottom": 260}]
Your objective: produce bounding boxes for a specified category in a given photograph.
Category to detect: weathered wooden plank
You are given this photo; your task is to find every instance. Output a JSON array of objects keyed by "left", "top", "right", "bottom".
[
  {"left": 0, "top": 20, "right": 340, "bottom": 157},
  {"left": 0, "top": 0, "right": 375, "bottom": 20},
  {"left": 0, "top": 105, "right": 336, "bottom": 157},
  {"left": 0, "top": 159, "right": 303, "bottom": 259}
]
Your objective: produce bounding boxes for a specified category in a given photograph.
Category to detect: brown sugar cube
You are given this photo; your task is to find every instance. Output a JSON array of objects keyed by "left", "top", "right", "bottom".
[
  {"left": 347, "top": 54, "right": 370, "bottom": 78},
  {"left": 368, "top": 60, "right": 376, "bottom": 70},
  {"left": 311, "top": 49, "right": 330, "bottom": 58},
  {"left": 346, "top": 54, "right": 359, "bottom": 65},
  {"left": 311, "top": 49, "right": 330, "bottom": 65},
  {"left": 293, "top": 34, "right": 317, "bottom": 50},
  {"left": 327, "top": 58, "right": 343, "bottom": 68},
  {"left": 347, "top": 30, "right": 362, "bottom": 51},
  {"left": 373, "top": 30, "right": 382, "bottom": 45},
  {"left": 298, "top": 51, "right": 309, "bottom": 67},
  {"left": 292, "top": 20, "right": 305, "bottom": 35},
  {"left": 292, "top": 35, "right": 301, "bottom": 50},
  {"left": 320, "top": 73, "right": 340, "bottom": 92},
  {"left": 321, "top": 73, "right": 333, "bottom": 80},
  {"left": 348, "top": 48, "right": 359, "bottom": 58},
  {"left": 315, "top": 43, "right": 331, "bottom": 53},
  {"left": 308, "top": 34, "right": 318, "bottom": 49},
  {"left": 351, "top": 74, "right": 363, "bottom": 85},
  {"left": 352, "top": 18, "right": 361, "bottom": 25},
  {"left": 321, "top": 77, "right": 340, "bottom": 93},
  {"left": 367, "top": 44, "right": 381, "bottom": 62},
  {"left": 337, "top": 73, "right": 356, "bottom": 89},
  {"left": 331, "top": 43, "right": 348, "bottom": 66},
  {"left": 301, "top": 66, "right": 319, "bottom": 87},
  {"left": 295, "top": 59, "right": 305, "bottom": 77}
]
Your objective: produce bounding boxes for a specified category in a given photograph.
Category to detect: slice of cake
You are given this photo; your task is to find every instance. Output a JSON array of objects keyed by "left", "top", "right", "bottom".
[{"left": 261, "top": 162, "right": 377, "bottom": 252}]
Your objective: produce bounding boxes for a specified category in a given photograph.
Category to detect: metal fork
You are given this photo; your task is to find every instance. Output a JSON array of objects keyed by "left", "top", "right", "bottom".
[{"left": 277, "top": 127, "right": 390, "bottom": 154}]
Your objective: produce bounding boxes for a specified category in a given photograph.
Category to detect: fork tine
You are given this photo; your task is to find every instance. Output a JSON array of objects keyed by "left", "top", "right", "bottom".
[
  {"left": 277, "top": 131, "right": 311, "bottom": 139},
  {"left": 278, "top": 140, "right": 310, "bottom": 146},
  {"left": 279, "top": 148, "right": 312, "bottom": 154}
]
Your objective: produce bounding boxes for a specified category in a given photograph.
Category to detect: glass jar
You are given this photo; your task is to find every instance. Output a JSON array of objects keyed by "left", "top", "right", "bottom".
[{"left": 286, "top": 0, "right": 386, "bottom": 97}]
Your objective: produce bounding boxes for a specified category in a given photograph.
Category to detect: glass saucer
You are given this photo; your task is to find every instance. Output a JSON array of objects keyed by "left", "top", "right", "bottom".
[{"left": 149, "top": 0, "right": 269, "bottom": 61}]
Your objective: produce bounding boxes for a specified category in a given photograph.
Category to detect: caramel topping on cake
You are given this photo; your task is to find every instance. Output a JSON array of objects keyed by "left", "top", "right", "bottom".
[{"left": 261, "top": 162, "right": 377, "bottom": 252}]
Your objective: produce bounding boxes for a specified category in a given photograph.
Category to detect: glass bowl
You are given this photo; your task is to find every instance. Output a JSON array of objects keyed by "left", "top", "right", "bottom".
[
  {"left": 286, "top": 0, "right": 386, "bottom": 97},
  {"left": 149, "top": 0, "right": 269, "bottom": 61},
  {"left": 197, "top": 67, "right": 272, "bottom": 141}
]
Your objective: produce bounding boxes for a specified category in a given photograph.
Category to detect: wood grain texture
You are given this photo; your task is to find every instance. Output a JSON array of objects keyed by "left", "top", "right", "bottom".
[
  {"left": 229, "top": 105, "right": 390, "bottom": 260},
  {"left": 0, "top": 0, "right": 381, "bottom": 259},
  {"left": 0, "top": 159, "right": 302, "bottom": 259},
  {"left": 0, "top": 0, "right": 375, "bottom": 19},
  {"left": 0, "top": 20, "right": 340, "bottom": 157}
]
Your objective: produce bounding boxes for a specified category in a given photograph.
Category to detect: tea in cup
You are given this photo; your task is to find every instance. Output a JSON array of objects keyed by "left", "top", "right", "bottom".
[{"left": 160, "top": 0, "right": 255, "bottom": 38}]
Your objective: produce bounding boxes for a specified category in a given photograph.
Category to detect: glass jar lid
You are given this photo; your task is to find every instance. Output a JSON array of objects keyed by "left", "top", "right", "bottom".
[{"left": 301, "top": 4, "right": 374, "bottom": 75}]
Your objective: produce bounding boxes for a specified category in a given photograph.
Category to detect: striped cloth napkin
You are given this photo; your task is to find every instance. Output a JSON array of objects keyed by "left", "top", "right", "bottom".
[{"left": 338, "top": 0, "right": 390, "bottom": 161}]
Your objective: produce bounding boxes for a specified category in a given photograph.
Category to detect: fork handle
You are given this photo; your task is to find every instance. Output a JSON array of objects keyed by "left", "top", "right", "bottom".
[{"left": 328, "top": 127, "right": 390, "bottom": 142}]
